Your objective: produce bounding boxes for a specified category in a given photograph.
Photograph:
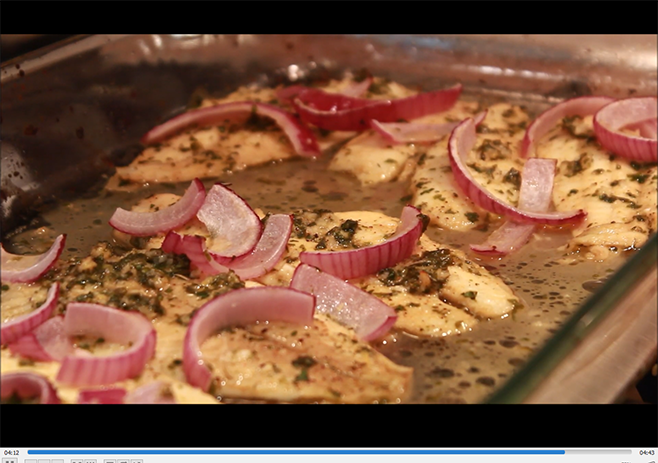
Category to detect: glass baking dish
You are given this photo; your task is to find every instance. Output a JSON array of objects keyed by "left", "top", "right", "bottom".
[{"left": 1, "top": 34, "right": 656, "bottom": 405}]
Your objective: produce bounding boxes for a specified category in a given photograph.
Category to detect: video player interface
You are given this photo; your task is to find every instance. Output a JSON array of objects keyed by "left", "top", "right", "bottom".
[{"left": 2, "top": 448, "right": 657, "bottom": 463}]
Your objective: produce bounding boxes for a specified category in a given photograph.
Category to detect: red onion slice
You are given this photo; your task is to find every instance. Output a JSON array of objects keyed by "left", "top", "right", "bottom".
[
  {"left": 593, "top": 97, "right": 658, "bottom": 162},
  {"left": 276, "top": 85, "right": 312, "bottom": 103},
  {"left": 109, "top": 179, "right": 206, "bottom": 236},
  {"left": 196, "top": 183, "right": 263, "bottom": 260},
  {"left": 1, "top": 234, "right": 66, "bottom": 283},
  {"left": 339, "top": 77, "right": 374, "bottom": 97},
  {"left": 292, "top": 84, "right": 463, "bottom": 131},
  {"left": 124, "top": 381, "right": 177, "bottom": 404},
  {"left": 141, "top": 101, "right": 321, "bottom": 157},
  {"left": 183, "top": 287, "right": 315, "bottom": 391},
  {"left": 56, "top": 303, "right": 156, "bottom": 387},
  {"left": 163, "top": 215, "right": 292, "bottom": 279},
  {"left": 626, "top": 117, "right": 657, "bottom": 140},
  {"left": 161, "top": 232, "right": 228, "bottom": 275},
  {"left": 220, "top": 214, "right": 292, "bottom": 280},
  {"left": 290, "top": 264, "right": 396, "bottom": 341},
  {"left": 292, "top": 89, "right": 375, "bottom": 112},
  {"left": 1, "top": 283, "right": 60, "bottom": 346},
  {"left": 1, "top": 372, "right": 61, "bottom": 404},
  {"left": 449, "top": 118, "right": 585, "bottom": 225},
  {"left": 299, "top": 205, "right": 425, "bottom": 280},
  {"left": 521, "top": 96, "right": 615, "bottom": 158},
  {"left": 471, "top": 158, "right": 557, "bottom": 255},
  {"left": 8, "top": 315, "right": 73, "bottom": 362},
  {"left": 77, "top": 388, "right": 127, "bottom": 404},
  {"left": 370, "top": 111, "right": 487, "bottom": 144}
]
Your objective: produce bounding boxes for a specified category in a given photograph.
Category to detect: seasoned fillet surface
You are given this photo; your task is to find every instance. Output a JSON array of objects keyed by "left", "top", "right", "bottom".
[
  {"left": 108, "top": 77, "right": 400, "bottom": 190},
  {"left": 330, "top": 99, "right": 484, "bottom": 186},
  {"left": 258, "top": 209, "right": 521, "bottom": 337},
  {"left": 411, "top": 103, "right": 530, "bottom": 232},
  {"left": 2, "top": 205, "right": 414, "bottom": 403},
  {"left": 535, "top": 115, "right": 657, "bottom": 261},
  {"left": 202, "top": 313, "right": 412, "bottom": 403},
  {"left": 116, "top": 195, "right": 521, "bottom": 337}
]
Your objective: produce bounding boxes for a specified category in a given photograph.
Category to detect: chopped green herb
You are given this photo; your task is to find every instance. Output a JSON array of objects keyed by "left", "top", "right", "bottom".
[
  {"left": 561, "top": 152, "right": 592, "bottom": 177},
  {"left": 292, "top": 356, "right": 317, "bottom": 368},
  {"left": 503, "top": 168, "right": 521, "bottom": 188},
  {"left": 465, "top": 212, "right": 479, "bottom": 223},
  {"left": 628, "top": 173, "right": 650, "bottom": 184},
  {"left": 377, "top": 249, "right": 453, "bottom": 295},
  {"left": 294, "top": 369, "right": 309, "bottom": 382},
  {"left": 292, "top": 355, "right": 317, "bottom": 383},
  {"left": 467, "top": 163, "right": 496, "bottom": 178}
]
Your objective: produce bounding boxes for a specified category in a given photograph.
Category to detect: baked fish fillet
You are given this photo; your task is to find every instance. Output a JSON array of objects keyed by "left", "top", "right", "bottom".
[
  {"left": 535, "top": 114, "right": 657, "bottom": 261},
  {"left": 2, "top": 233, "right": 412, "bottom": 404},
  {"left": 259, "top": 209, "right": 521, "bottom": 337},
  {"left": 410, "top": 103, "right": 530, "bottom": 232},
  {"left": 108, "top": 77, "right": 387, "bottom": 190}
]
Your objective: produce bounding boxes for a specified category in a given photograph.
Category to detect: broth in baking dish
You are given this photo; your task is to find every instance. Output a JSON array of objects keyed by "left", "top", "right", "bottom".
[{"left": 1, "top": 74, "right": 655, "bottom": 404}]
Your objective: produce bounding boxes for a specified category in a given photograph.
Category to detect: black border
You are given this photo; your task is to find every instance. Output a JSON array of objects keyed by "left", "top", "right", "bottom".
[{"left": 1, "top": 404, "right": 657, "bottom": 448}]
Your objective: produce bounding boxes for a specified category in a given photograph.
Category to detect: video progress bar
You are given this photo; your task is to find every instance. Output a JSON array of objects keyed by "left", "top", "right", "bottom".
[{"left": 30, "top": 450, "right": 566, "bottom": 455}]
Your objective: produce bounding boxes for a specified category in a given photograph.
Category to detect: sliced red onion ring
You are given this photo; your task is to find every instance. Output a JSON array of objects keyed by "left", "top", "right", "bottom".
[
  {"left": 471, "top": 158, "right": 557, "bottom": 256},
  {"left": 593, "top": 97, "right": 658, "bottom": 162},
  {"left": 220, "top": 214, "right": 292, "bottom": 280},
  {"left": 8, "top": 315, "right": 73, "bottom": 362},
  {"left": 161, "top": 232, "right": 227, "bottom": 275},
  {"left": 370, "top": 111, "right": 487, "bottom": 144},
  {"left": 183, "top": 287, "right": 315, "bottom": 391},
  {"left": 124, "top": 381, "right": 177, "bottom": 404},
  {"left": 299, "top": 205, "right": 425, "bottom": 280},
  {"left": 625, "top": 117, "right": 657, "bottom": 140},
  {"left": 339, "top": 77, "right": 374, "bottom": 97},
  {"left": 449, "top": 118, "right": 585, "bottom": 225},
  {"left": 163, "top": 215, "right": 292, "bottom": 279},
  {"left": 141, "top": 101, "right": 321, "bottom": 157},
  {"left": 1, "top": 234, "right": 66, "bottom": 283},
  {"left": 56, "top": 303, "right": 156, "bottom": 387},
  {"left": 77, "top": 388, "right": 127, "bottom": 404},
  {"left": 1, "top": 372, "right": 61, "bottom": 404},
  {"left": 521, "top": 96, "right": 615, "bottom": 158},
  {"left": 291, "top": 264, "right": 396, "bottom": 341},
  {"left": 291, "top": 88, "right": 375, "bottom": 112},
  {"left": 197, "top": 183, "right": 263, "bottom": 260},
  {"left": 1, "top": 283, "right": 60, "bottom": 346},
  {"left": 158, "top": 208, "right": 222, "bottom": 274},
  {"left": 276, "top": 85, "right": 311, "bottom": 103},
  {"left": 109, "top": 179, "right": 206, "bottom": 236},
  {"left": 292, "top": 84, "right": 463, "bottom": 131}
]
